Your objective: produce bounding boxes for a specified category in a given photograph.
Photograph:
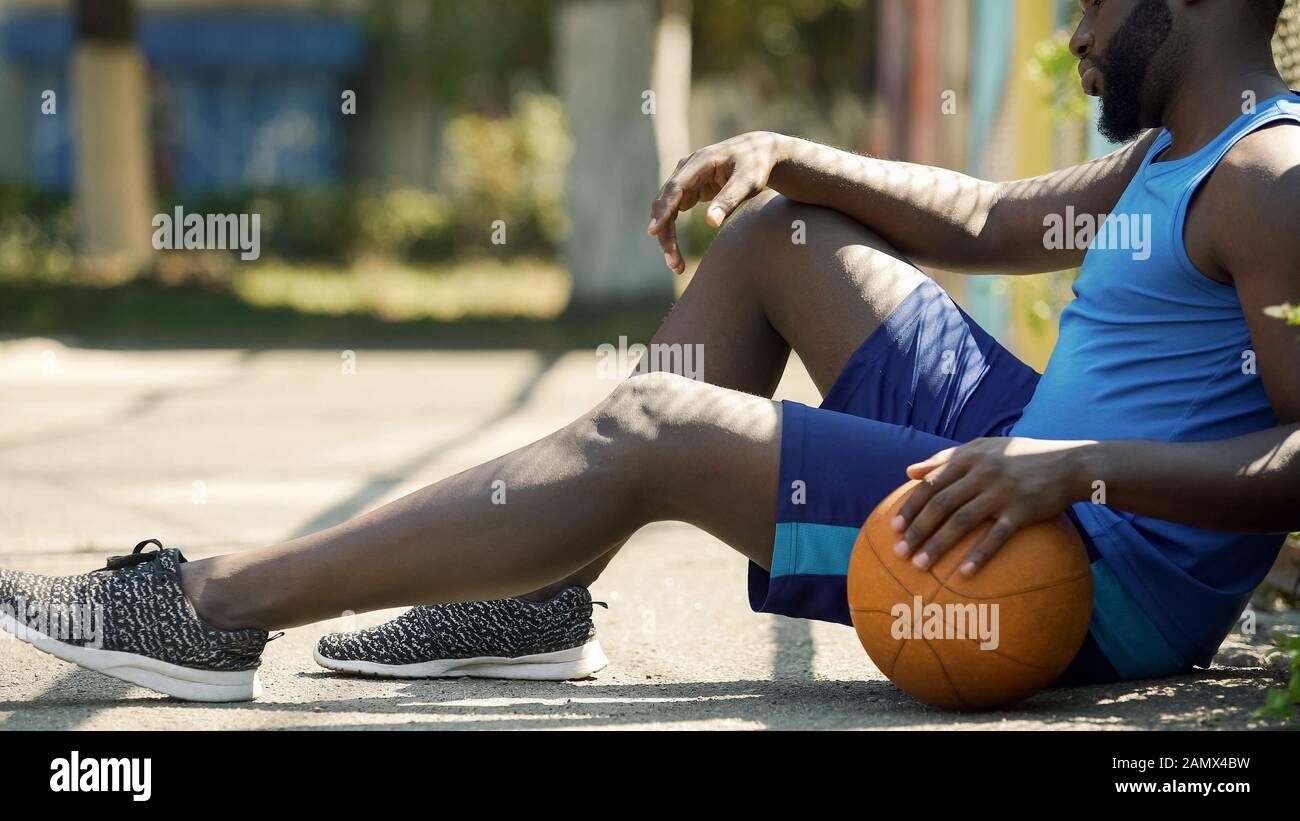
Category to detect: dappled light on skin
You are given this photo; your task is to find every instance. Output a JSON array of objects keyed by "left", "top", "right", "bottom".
[
  {"left": 1240, "top": 425, "right": 1300, "bottom": 480},
  {"left": 651, "top": 129, "right": 1156, "bottom": 284}
]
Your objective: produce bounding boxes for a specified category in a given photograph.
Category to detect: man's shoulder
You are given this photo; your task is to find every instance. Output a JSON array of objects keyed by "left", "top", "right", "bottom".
[
  {"left": 1200, "top": 120, "right": 1300, "bottom": 279},
  {"left": 1200, "top": 121, "right": 1300, "bottom": 230},
  {"left": 1213, "top": 120, "right": 1300, "bottom": 203}
]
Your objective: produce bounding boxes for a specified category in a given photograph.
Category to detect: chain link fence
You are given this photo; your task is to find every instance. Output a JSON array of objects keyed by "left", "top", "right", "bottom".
[{"left": 1277, "top": 0, "right": 1300, "bottom": 86}]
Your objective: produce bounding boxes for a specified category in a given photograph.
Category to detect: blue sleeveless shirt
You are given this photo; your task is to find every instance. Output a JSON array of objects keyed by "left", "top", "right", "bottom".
[{"left": 1011, "top": 93, "right": 1300, "bottom": 666}]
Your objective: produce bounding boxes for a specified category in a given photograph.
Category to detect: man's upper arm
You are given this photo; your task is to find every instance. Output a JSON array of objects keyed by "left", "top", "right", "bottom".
[
  {"left": 979, "top": 131, "right": 1159, "bottom": 274},
  {"left": 1211, "top": 125, "right": 1300, "bottom": 425}
]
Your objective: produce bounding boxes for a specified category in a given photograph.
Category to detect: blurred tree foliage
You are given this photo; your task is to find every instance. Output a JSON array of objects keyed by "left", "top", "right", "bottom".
[
  {"left": 1266, "top": 303, "right": 1300, "bottom": 331},
  {"left": 1028, "top": 30, "right": 1091, "bottom": 126},
  {"left": 442, "top": 92, "right": 571, "bottom": 249},
  {"left": 0, "top": 187, "right": 76, "bottom": 283},
  {"left": 362, "top": 0, "right": 561, "bottom": 114},
  {"left": 362, "top": 0, "right": 873, "bottom": 113},
  {"left": 356, "top": 92, "right": 571, "bottom": 262},
  {"left": 353, "top": 0, "right": 872, "bottom": 268},
  {"left": 1276, "top": 0, "right": 1299, "bottom": 86},
  {"left": 0, "top": 1, "right": 881, "bottom": 278},
  {"left": 691, "top": 0, "right": 872, "bottom": 103}
]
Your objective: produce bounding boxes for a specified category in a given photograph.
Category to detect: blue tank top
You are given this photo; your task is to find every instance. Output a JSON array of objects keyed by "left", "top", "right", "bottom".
[{"left": 1011, "top": 92, "right": 1300, "bottom": 666}]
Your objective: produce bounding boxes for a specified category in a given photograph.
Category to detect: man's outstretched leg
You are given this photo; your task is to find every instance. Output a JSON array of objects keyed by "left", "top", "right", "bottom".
[
  {"left": 181, "top": 374, "right": 784, "bottom": 629},
  {"left": 0, "top": 193, "right": 936, "bottom": 698},
  {"left": 0, "top": 373, "right": 785, "bottom": 700}
]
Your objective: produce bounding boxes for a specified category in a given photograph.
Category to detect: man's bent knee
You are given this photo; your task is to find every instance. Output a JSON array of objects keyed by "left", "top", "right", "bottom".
[
  {"left": 713, "top": 190, "right": 805, "bottom": 250},
  {"left": 711, "top": 190, "right": 909, "bottom": 268},
  {"left": 591, "top": 372, "right": 697, "bottom": 448},
  {"left": 584, "top": 373, "right": 780, "bottom": 523},
  {"left": 575, "top": 373, "right": 703, "bottom": 516}
]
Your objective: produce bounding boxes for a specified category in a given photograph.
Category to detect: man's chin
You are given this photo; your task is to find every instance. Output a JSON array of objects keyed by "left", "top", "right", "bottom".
[
  {"left": 1097, "top": 100, "right": 1144, "bottom": 143},
  {"left": 1098, "top": 120, "right": 1143, "bottom": 144}
]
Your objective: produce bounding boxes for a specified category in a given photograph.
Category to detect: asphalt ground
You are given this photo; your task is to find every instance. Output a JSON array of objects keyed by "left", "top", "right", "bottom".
[{"left": 0, "top": 339, "right": 1291, "bottom": 730}]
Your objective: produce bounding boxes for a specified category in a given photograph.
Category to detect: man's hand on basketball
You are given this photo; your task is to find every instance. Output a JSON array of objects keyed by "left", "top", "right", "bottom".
[
  {"left": 648, "top": 131, "right": 785, "bottom": 274},
  {"left": 892, "top": 437, "right": 1093, "bottom": 576}
]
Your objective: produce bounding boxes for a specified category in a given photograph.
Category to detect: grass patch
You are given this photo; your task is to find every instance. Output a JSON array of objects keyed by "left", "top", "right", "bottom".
[
  {"left": 0, "top": 259, "right": 668, "bottom": 350},
  {"left": 232, "top": 258, "right": 572, "bottom": 322}
]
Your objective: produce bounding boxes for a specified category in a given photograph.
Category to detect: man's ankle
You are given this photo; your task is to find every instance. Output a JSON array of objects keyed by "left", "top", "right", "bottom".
[
  {"left": 179, "top": 562, "right": 263, "bottom": 632},
  {"left": 519, "top": 582, "right": 583, "bottom": 603}
]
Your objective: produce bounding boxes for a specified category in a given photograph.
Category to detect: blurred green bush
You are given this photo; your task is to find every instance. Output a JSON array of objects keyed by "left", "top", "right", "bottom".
[
  {"left": 174, "top": 187, "right": 359, "bottom": 264},
  {"left": 1265, "top": 302, "right": 1300, "bottom": 332},
  {"left": 0, "top": 186, "right": 76, "bottom": 283},
  {"left": 355, "top": 188, "right": 452, "bottom": 262},
  {"left": 355, "top": 91, "right": 570, "bottom": 263},
  {"left": 193, "top": 92, "right": 569, "bottom": 266},
  {"left": 0, "top": 92, "right": 570, "bottom": 281},
  {"left": 1028, "top": 30, "right": 1092, "bottom": 125},
  {"left": 438, "top": 91, "right": 571, "bottom": 254}
]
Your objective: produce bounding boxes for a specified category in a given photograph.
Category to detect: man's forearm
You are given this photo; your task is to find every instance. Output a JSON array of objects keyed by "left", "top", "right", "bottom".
[
  {"left": 1074, "top": 423, "right": 1300, "bottom": 533},
  {"left": 766, "top": 135, "right": 1004, "bottom": 271}
]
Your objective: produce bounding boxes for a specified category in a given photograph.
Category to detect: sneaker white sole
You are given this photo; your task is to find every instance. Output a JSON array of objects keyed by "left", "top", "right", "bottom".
[
  {"left": 0, "top": 611, "right": 261, "bottom": 702},
  {"left": 313, "top": 639, "right": 609, "bottom": 681}
]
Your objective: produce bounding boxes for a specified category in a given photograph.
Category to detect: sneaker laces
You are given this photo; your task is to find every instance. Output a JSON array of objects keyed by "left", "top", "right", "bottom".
[
  {"left": 101, "top": 538, "right": 171, "bottom": 572},
  {"left": 101, "top": 540, "right": 189, "bottom": 591}
]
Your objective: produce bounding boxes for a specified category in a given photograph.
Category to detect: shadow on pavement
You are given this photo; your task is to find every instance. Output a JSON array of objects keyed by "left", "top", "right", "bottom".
[{"left": 0, "top": 667, "right": 1280, "bottom": 731}]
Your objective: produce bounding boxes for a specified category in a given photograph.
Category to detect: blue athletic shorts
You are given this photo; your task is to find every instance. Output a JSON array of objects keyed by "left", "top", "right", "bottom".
[{"left": 749, "top": 278, "right": 1191, "bottom": 686}]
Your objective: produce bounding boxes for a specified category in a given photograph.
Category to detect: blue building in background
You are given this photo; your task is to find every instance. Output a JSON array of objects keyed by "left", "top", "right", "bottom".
[{"left": 0, "top": 9, "right": 364, "bottom": 194}]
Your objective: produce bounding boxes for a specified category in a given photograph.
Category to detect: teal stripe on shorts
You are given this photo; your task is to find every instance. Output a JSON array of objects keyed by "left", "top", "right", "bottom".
[{"left": 1087, "top": 560, "right": 1188, "bottom": 680}]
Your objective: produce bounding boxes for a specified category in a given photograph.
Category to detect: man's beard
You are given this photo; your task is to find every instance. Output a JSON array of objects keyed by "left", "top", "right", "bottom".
[{"left": 1096, "top": 0, "right": 1176, "bottom": 143}]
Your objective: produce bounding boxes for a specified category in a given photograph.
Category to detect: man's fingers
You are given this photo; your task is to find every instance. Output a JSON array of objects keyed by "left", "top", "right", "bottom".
[
  {"left": 909, "top": 495, "right": 993, "bottom": 570},
  {"left": 705, "top": 175, "right": 756, "bottom": 228},
  {"left": 678, "top": 186, "right": 702, "bottom": 215},
  {"left": 648, "top": 153, "right": 749, "bottom": 271},
  {"left": 656, "top": 216, "right": 684, "bottom": 274},
  {"left": 906, "top": 446, "right": 957, "bottom": 480},
  {"left": 649, "top": 155, "right": 714, "bottom": 234},
  {"left": 958, "top": 515, "right": 1021, "bottom": 576},
  {"left": 894, "top": 453, "right": 962, "bottom": 531},
  {"left": 894, "top": 476, "right": 980, "bottom": 563},
  {"left": 649, "top": 178, "right": 688, "bottom": 272},
  {"left": 649, "top": 181, "right": 685, "bottom": 236}
]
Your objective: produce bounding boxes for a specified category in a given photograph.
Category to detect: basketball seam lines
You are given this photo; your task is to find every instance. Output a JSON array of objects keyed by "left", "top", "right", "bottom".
[
  {"left": 861, "top": 524, "right": 943, "bottom": 604},
  {"left": 919, "top": 636, "right": 970, "bottom": 710},
  {"left": 984, "top": 643, "right": 1073, "bottom": 671},
  {"left": 851, "top": 609, "right": 1080, "bottom": 670},
  {"left": 855, "top": 536, "right": 921, "bottom": 676},
  {"left": 933, "top": 571, "right": 1093, "bottom": 601},
  {"left": 864, "top": 515, "right": 1090, "bottom": 602}
]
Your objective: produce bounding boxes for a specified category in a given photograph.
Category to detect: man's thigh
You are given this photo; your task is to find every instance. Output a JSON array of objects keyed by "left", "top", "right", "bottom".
[
  {"left": 818, "top": 278, "right": 1042, "bottom": 442},
  {"left": 719, "top": 194, "right": 1042, "bottom": 438},
  {"left": 703, "top": 191, "right": 930, "bottom": 396},
  {"left": 742, "top": 194, "right": 929, "bottom": 395}
]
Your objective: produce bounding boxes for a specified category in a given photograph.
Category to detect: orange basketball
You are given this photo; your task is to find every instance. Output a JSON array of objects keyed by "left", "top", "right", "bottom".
[{"left": 847, "top": 480, "right": 1093, "bottom": 710}]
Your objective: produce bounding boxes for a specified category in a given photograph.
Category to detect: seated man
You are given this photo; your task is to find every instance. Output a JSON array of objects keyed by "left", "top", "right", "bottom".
[{"left": 2, "top": 0, "right": 1298, "bottom": 701}]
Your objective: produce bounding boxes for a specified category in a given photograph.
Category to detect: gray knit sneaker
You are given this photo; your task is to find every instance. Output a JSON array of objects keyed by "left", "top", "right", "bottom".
[
  {"left": 313, "top": 586, "right": 608, "bottom": 681},
  {"left": 0, "top": 539, "right": 268, "bottom": 702}
]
